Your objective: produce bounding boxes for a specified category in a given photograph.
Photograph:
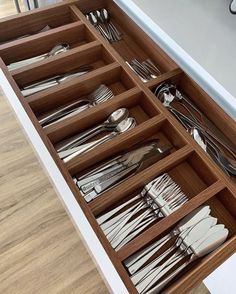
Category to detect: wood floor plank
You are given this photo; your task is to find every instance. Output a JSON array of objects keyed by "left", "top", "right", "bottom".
[{"left": 0, "top": 88, "right": 108, "bottom": 294}]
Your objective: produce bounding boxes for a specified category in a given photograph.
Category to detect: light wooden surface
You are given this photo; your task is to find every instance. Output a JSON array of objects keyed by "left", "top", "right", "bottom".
[
  {"left": 0, "top": 88, "right": 109, "bottom": 293},
  {"left": 0, "top": 0, "right": 25, "bottom": 18},
  {"left": 0, "top": 2, "right": 210, "bottom": 294}
]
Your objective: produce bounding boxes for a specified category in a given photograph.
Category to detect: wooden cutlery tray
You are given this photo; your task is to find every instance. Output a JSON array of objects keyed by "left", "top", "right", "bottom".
[{"left": 0, "top": 1, "right": 235, "bottom": 293}]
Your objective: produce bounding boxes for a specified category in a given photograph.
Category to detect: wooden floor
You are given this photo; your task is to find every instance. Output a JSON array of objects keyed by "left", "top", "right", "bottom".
[
  {"left": 0, "top": 0, "right": 23, "bottom": 18},
  {"left": 0, "top": 88, "right": 109, "bottom": 293},
  {"left": 0, "top": 2, "right": 209, "bottom": 294}
]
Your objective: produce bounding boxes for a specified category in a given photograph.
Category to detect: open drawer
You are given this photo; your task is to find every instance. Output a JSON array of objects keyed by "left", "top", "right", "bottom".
[{"left": 0, "top": 1, "right": 235, "bottom": 294}]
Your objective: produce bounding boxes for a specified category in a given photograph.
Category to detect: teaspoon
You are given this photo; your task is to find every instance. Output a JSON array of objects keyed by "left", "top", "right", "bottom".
[
  {"left": 61, "top": 117, "right": 136, "bottom": 162},
  {"left": 55, "top": 108, "right": 129, "bottom": 152},
  {"left": 8, "top": 43, "right": 69, "bottom": 71}
]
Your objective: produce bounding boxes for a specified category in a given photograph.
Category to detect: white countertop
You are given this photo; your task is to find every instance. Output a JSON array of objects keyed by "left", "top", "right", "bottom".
[{"left": 115, "top": 0, "right": 236, "bottom": 120}]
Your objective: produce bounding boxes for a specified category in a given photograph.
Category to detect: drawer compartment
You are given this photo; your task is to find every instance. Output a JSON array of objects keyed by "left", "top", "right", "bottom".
[
  {"left": 13, "top": 43, "right": 116, "bottom": 96},
  {"left": 73, "top": 1, "right": 178, "bottom": 76},
  {"left": 0, "top": 1, "right": 235, "bottom": 294},
  {"left": 0, "top": 23, "right": 96, "bottom": 68},
  {"left": 93, "top": 152, "right": 219, "bottom": 252},
  {"left": 147, "top": 71, "right": 236, "bottom": 181},
  {"left": 0, "top": 5, "right": 79, "bottom": 45},
  {"left": 122, "top": 188, "right": 236, "bottom": 293},
  {"left": 27, "top": 65, "right": 136, "bottom": 117},
  {"left": 45, "top": 90, "right": 160, "bottom": 143}
]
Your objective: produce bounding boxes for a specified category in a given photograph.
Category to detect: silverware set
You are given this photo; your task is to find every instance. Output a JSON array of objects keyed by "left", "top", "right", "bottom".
[
  {"left": 74, "top": 142, "right": 173, "bottom": 203},
  {"left": 56, "top": 108, "right": 136, "bottom": 162},
  {"left": 126, "top": 59, "right": 161, "bottom": 82},
  {"left": 154, "top": 82, "right": 236, "bottom": 176},
  {"left": 86, "top": 8, "right": 122, "bottom": 42},
  {"left": 1, "top": 25, "right": 51, "bottom": 45},
  {"left": 124, "top": 205, "right": 228, "bottom": 293},
  {"left": 21, "top": 65, "right": 92, "bottom": 97},
  {"left": 97, "top": 173, "right": 188, "bottom": 251},
  {"left": 8, "top": 43, "right": 70, "bottom": 71},
  {"left": 39, "top": 84, "right": 114, "bottom": 128}
]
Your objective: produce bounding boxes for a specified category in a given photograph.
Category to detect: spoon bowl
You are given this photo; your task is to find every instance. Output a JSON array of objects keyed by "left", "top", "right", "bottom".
[
  {"left": 115, "top": 117, "right": 136, "bottom": 133},
  {"left": 106, "top": 108, "right": 129, "bottom": 127},
  {"left": 48, "top": 43, "right": 70, "bottom": 57}
]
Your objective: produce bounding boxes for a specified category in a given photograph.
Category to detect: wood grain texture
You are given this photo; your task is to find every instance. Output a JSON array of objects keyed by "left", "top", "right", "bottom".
[
  {"left": 0, "top": 88, "right": 108, "bottom": 294},
  {"left": 0, "top": 91, "right": 209, "bottom": 294},
  {"left": 0, "top": 1, "right": 234, "bottom": 294}
]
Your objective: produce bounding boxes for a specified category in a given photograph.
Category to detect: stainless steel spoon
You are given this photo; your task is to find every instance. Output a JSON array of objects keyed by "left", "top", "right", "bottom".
[
  {"left": 87, "top": 12, "right": 110, "bottom": 40},
  {"left": 155, "top": 83, "right": 236, "bottom": 158},
  {"left": 60, "top": 117, "right": 136, "bottom": 162},
  {"left": 8, "top": 43, "right": 69, "bottom": 71},
  {"left": 190, "top": 127, "right": 236, "bottom": 175},
  {"left": 101, "top": 8, "right": 121, "bottom": 40},
  {"left": 55, "top": 108, "right": 129, "bottom": 152}
]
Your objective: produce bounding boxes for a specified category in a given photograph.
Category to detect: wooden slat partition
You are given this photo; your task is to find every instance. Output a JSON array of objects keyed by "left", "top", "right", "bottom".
[
  {"left": 45, "top": 87, "right": 142, "bottom": 142},
  {"left": 0, "top": 1, "right": 78, "bottom": 43},
  {"left": 117, "top": 180, "right": 225, "bottom": 260},
  {"left": 13, "top": 42, "right": 113, "bottom": 87},
  {"left": 0, "top": 1, "right": 235, "bottom": 294},
  {"left": 0, "top": 21, "right": 95, "bottom": 64},
  {"left": 66, "top": 114, "right": 169, "bottom": 174},
  {"left": 25, "top": 62, "right": 122, "bottom": 112},
  {"left": 89, "top": 145, "right": 194, "bottom": 216}
]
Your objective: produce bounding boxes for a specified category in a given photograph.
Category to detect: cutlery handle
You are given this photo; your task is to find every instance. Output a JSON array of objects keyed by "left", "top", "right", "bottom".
[
  {"left": 63, "top": 133, "right": 114, "bottom": 162},
  {"left": 111, "top": 209, "right": 151, "bottom": 249},
  {"left": 80, "top": 164, "right": 126, "bottom": 194},
  {"left": 145, "top": 259, "right": 189, "bottom": 294},
  {"left": 8, "top": 54, "right": 47, "bottom": 71},
  {"left": 77, "top": 163, "right": 124, "bottom": 188},
  {"left": 49, "top": 105, "right": 89, "bottom": 126},
  {"left": 126, "top": 61, "right": 148, "bottom": 83},
  {"left": 78, "top": 156, "right": 122, "bottom": 181},
  {"left": 109, "top": 22, "right": 121, "bottom": 37},
  {"left": 83, "top": 163, "right": 139, "bottom": 202},
  {"left": 21, "top": 80, "right": 58, "bottom": 96},
  {"left": 57, "top": 125, "right": 103, "bottom": 151},
  {"left": 136, "top": 250, "right": 184, "bottom": 293},
  {"left": 115, "top": 217, "right": 156, "bottom": 251},
  {"left": 94, "top": 164, "right": 138, "bottom": 195},
  {"left": 131, "top": 245, "right": 175, "bottom": 286},
  {"left": 107, "top": 200, "right": 145, "bottom": 242},
  {"left": 39, "top": 100, "right": 90, "bottom": 127},
  {"left": 126, "top": 234, "right": 172, "bottom": 275},
  {"left": 97, "top": 194, "right": 141, "bottom": 225},
  {"left": 102, "top": 203, "right": 140, "bottom": 235},
  {"left": 204, "top": 132, "right": 236, "bottom": 164}
]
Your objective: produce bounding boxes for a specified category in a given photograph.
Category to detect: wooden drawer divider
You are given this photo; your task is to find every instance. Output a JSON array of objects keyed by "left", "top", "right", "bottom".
[{"left": 0, "top": 1, "right": 235, "bottom": 293}]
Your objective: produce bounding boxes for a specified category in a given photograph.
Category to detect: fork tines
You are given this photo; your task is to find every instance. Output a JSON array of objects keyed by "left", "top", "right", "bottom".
[
  {"left": 126, "top": 58, "right": 161, "bottom": 82},
  {"left": 89, "top": 84, "right": 114, "bottom": 104},
  {"left": 95, "top": 173, "right": 188, "bottom": 251},
  {"left": 144, "top": 173, "right": 188, "bottom": 216}
]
